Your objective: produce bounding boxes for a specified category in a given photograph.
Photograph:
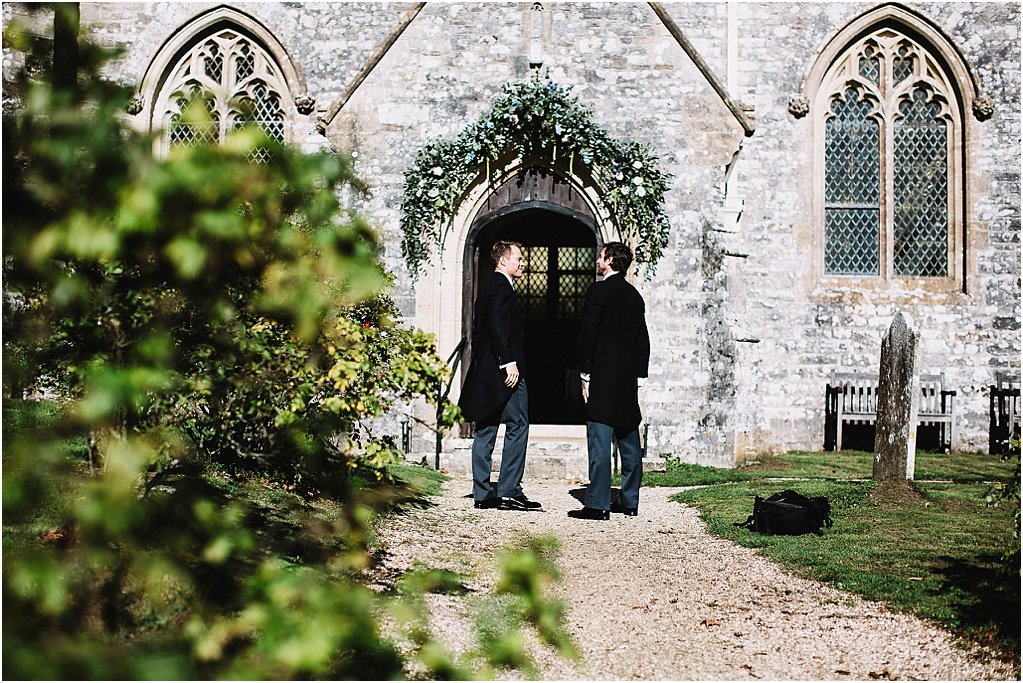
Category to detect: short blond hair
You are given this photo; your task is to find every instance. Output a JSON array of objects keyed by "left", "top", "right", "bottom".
[{"left": 491, "top": 240, "right": 523, "bottom": 265}]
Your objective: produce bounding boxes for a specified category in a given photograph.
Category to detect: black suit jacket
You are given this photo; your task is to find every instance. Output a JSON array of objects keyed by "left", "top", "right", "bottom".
[
  {"left": 458, "top": 271, "right": 526, "bottom": 422},
  {"left": 578, "top": 273, "right": 650, "bottom": 429}
]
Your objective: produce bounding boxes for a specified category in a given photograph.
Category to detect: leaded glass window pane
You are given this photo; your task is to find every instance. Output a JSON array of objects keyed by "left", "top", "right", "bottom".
[
  {"left": 231, "top": 81, "right": 285, "bottom": 163},
  {"left": 893, "top": 88, "right": 948, "bottom": 276},
  {"left": 518, "top": 247, "right": 548, "bottom": 321},
  {"left": 825, "top": 209, "right": 880, "bottom": 275},
  {"left": 557, "top": 246, "right": 591, "bottom": 271},
  {"left": 168, "top": 84, "right": 220, "bottom": 148},
  {"left": 825, "top": 88, "right": 880, "bottom": 274},
  {"left": 858, "top": 45, "right": 880, "bottom": 85},
  {"left": 557, "top": 273, "right": 592, "bottom": 319},
  {"left": 515, "top": 246, "right": 594, "bottom": 321},
  {"left": 203, "top": 42, "right": 223, "bottom": 83},
  {"left": 235, "top": 44, "right": 255, "bottom": 82},
  {"left": 556, "top": 247, "right": 595, "bottom": 320},
  {"left": 893, "top": 44, "right": 915, "bottom": 84},
  {"left": 819, "top": 29, "right": 959, "bottom": 283}
]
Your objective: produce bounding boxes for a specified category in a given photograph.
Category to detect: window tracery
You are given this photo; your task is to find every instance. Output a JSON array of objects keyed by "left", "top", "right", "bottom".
[
  {"left": 159, "top": 28, "right": 288, "bottom": 162},
  {"left": 820, "top": 28, "right": 961, "bottom": 281}
]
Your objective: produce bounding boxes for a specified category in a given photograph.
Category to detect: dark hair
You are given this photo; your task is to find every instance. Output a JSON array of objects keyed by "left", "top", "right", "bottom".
[
  {"left": 491, "top": 240, "right": 523, "bottom": 265},
  {"left": 601, "top": 241, "right": 633, "bottom": 273}
]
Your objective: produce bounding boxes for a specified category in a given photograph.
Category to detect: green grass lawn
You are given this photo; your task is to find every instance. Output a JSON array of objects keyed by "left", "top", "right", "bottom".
[
  {"left": 644, "top": 449, "right": 1016, "bottom": 486},
  {"left": 643, "top": 452, "right": 1020, "bottom": 666}
]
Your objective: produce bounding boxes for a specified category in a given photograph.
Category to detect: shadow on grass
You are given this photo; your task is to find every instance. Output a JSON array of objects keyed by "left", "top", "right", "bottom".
[
  {"left": 145, "top": 471, "right": 439, "bottom": 578},
  {"left": 932, "top": 554, "right": 1021, "bottom": 659}
]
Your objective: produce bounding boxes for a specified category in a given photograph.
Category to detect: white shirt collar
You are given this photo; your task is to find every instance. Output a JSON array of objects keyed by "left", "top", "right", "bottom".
[
  {"left": 496, "top": 269, "right": 514, "bottom": 287},
  {"left": 602, "top": 270, "right": 620, "bottom": 281}
]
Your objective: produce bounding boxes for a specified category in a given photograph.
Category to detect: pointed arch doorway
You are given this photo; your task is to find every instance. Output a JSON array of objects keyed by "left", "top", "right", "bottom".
[{"left": 464, "top": 167, "right": 600, "bottom": 425}]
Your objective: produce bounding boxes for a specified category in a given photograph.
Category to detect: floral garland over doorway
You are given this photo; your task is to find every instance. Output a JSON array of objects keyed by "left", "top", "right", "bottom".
[{"left": 400, "top": 73, "right": 672, "bottom": 280}]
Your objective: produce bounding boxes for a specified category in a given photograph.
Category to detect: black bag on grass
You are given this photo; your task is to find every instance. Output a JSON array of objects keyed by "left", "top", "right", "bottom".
[{"left": 735, "top": 489, "right": 833, "bottom": 535}]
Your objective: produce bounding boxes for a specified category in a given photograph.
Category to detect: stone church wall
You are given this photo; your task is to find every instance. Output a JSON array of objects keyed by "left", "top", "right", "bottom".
[
  {"left": 726, "top": 2, "right": 1021, "bottom": 459},
  {"left": 20, "top": 2, "right": 1019, "bottom": 466}
]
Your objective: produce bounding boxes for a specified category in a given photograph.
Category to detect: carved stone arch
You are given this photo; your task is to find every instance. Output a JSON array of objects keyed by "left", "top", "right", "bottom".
[
  {"left": 135, "top": 5, "right": 309, "bottom": 137},
  {"left": 802, "top": 2, "right": 980, "bottom": 117},
  {"left": 412, "top": 157, "right": 614, "bottom": 386},
  {"left": 461, "top": 165, "right": 602, "bottom": 342},
  {"left": 443, "top": 158, "right": 616, "bottom": 296},
  {"left": 468, "top": 166, "right": 598, "bottom": 241}
]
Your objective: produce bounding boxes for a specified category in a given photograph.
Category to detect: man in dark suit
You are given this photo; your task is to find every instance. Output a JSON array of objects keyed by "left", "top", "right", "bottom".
[
  {"left": 458, "top": 240, "right": 540, "bottom": 511},
  {"left": 569, "top": 241, "right": 650, "bottom": 521}
]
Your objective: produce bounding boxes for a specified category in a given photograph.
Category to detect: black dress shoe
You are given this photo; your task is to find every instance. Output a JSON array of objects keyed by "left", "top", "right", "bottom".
[
  {"left": 509, "top": 494, "right": 542, "bottom": 509},
  {"left": 567, "top": 507, "right": 610, "bottom": 521},
  {"left": 474, "top": 497, "right": 501, "bottom": 509},
  {"left": 498, "top": 496, "right": 535, "bottom": 511},
  {"left": 611, "top": 502, "right": 638, "bottom": 516}
]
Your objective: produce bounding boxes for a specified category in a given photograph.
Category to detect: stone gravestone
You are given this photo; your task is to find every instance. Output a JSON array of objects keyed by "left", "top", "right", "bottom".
[{"left": 873, "top": 311, "right": 920, "bottom": 481}]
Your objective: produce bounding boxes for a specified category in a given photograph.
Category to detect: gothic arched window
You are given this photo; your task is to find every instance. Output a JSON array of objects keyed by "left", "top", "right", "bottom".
[
  {"left": 819, "top": 28, "right": 962, "bottom": 280},
  {"left": 159, "top": 28, "right": 288, "bottom": 162}
]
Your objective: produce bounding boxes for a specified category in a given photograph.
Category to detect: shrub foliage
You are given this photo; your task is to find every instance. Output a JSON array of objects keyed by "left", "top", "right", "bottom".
[{"left": 3, "top": 8, "right": 571, "bottom": 678}]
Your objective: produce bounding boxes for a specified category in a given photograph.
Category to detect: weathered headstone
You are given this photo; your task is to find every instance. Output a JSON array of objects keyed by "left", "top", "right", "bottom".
[{"left": 873, "top": 311, "right": 920, "bottom": 481}]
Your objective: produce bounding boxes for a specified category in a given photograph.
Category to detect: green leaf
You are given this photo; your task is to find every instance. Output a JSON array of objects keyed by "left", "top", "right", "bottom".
[{"left": 166, "top": 236, "right": 207, "bottom": 279}]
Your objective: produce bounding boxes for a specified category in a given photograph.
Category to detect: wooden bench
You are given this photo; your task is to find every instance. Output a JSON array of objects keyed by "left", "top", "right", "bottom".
[
  {"left": 825, "top": 372, "right": 956, "bottom": 451},
  {"left": 989, "top": 372, "right": 1021, "bottom": 455}
]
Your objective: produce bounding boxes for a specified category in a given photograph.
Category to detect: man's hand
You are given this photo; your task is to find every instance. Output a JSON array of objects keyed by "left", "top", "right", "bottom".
[
  {"left": 504, "top": 362, "right": 519, "bottom": 388},
  {"left": 580, "top": 378, "right": 589, "bottom": 403}
]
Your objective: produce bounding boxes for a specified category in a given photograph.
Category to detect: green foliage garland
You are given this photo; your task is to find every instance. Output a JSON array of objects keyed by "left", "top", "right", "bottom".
[{"left": 400, "top": 73, "right": 673, "bottom": 279}]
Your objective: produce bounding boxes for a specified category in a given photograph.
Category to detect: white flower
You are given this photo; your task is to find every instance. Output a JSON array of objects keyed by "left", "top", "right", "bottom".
[
  {"left": 636, "top": 186, "right": 647, "bottom": 197},
  {"left": 621, "top": 185, "right": 631, "bottom": 195},
  {"left": 633, "top": 176, "right": 643, "bottom": 185},
  {"left": 633, "top": 160, "right": 643, "bottom": 169},
  {"left": 615, "top": 172, "right": 624, "bottom": 181},
  {"left": 427, "top": 188, "right": 439, "bottom": 198},
  {"left": 431, "top": 166, "right": 444, "bottom": 177}
]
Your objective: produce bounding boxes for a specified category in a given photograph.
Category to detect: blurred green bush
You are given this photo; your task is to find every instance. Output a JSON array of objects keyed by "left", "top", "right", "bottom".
[{"left": 2, "top": 7, "right": 571, "bottom": 678}]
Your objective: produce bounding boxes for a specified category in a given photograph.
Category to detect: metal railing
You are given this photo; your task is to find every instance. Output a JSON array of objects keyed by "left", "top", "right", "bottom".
[{"left": 435, "top": 338, "right": 466, "bottom": 470}]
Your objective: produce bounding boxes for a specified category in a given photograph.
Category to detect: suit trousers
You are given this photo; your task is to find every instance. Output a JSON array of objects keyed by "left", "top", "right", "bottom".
[
  {"left": 472, "top": 378, "right": 528, "bottom": 501},
  {"left": 584, "top": 421, "right": 643, "bottom": 511}
]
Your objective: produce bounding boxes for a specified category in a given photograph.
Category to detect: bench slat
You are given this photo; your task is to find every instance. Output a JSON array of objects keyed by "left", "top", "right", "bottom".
[{"left": 826, "top": 372, "right": 955, "bottom": 451}]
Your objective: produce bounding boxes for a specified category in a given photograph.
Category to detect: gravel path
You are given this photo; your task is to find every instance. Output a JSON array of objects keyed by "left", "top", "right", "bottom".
[{"left": 375, "top": 478, "right": 1015, "bottom": 680}]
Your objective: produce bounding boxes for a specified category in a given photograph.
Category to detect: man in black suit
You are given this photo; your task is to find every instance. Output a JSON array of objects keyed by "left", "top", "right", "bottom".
[
  {"left": 569, "top": 241, "right": 650, "bottom": 521},
  {"left": 458, "top": 240, "right": 540, "bottom": 511}
]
